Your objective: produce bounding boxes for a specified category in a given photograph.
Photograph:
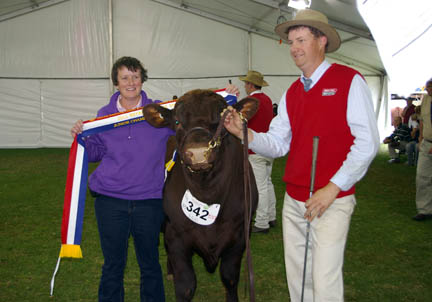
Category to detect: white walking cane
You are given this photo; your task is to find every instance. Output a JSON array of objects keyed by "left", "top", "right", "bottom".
[{"left": 300, "top": 136, "right": 319, "bottom": 302}]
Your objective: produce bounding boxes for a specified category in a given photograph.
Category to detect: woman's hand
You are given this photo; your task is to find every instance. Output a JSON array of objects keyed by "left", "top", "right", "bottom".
[{"left": 70, "top": 120, "right": 84, "bottom": 138}]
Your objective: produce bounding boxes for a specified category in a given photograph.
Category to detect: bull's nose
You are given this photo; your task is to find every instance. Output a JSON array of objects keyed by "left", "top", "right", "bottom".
[
  {"left": 185, "top": 147, "right": 208, "bottom": 164},
  {"left": 185, "top": 150, "right": 194, "bottom": 160}
]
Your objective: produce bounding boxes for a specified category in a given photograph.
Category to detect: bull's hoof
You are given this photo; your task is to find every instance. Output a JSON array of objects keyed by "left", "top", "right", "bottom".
[{"left": 166, "top": 274, "right": 174, "bottom": 281}]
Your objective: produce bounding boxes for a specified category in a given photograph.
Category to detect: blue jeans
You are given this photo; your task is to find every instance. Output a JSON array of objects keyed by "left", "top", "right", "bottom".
[
  {"left": 94, "top": 195, "right": 165, "bottom": 302},
  {"left": 406, "top": 141, "right": 419, "bottom": 166}
]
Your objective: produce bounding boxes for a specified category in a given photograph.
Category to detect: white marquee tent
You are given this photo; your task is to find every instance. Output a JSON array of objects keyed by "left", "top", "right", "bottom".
[{"left": 0, "top": 0, "right": 392, "bottom": 148}]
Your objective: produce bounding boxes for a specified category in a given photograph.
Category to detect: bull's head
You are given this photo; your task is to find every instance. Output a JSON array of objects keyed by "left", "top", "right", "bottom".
[{"left": 143, "top": 89, "right": 258, "bottom": 173}]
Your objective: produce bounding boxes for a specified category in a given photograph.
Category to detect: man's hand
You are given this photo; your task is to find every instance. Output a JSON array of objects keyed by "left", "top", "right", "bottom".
[
  {"left": 225, "top": 84, "right": 240, "bottom": 98},
  {"left": 419, "top": 136, "right": 432, "bottom": 154},
  {"left": 223, "top": 107, "right": 244, "bottom": 139},
  {"left": 304, "top": 182, "right": 341, "bottom": 222}
]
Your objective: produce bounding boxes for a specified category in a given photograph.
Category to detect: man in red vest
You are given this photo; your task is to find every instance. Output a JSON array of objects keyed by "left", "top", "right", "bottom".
[
  {"left": 401, "top": 97, "right": 416, "bottom": 125},
  {"left": 239, "top": 70, "right": 277, "bottom": 233},
  {"left": 225, "top": 9, "right": 379, "bottom": 301}
]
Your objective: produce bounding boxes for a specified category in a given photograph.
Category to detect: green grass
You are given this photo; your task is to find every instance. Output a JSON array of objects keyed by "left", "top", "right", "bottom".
[{"left": 0, "top": 148, "right": 431, "bottom": 301}]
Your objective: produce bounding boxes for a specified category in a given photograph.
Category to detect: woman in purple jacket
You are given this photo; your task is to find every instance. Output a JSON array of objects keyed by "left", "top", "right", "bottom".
[{"left": 71, "top": 56, "right": 174, "bottom": 302}]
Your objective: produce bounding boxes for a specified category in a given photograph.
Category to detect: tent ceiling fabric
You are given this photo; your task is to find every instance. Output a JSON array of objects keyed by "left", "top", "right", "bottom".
[
  {"left": 158, "top": 0, "right": 372, "bottom": 39},
  {"left": 0, "top": 0, "right": 68, "bottom": 21},
  {"left": 0, "top": 0, "right": 51, "bottom": 16},
  {"left": 149, "top": 0, "right": 384, "bottom": 74},
  {"left": 0, "top": 0, "right": 385, "bottom": 74},
  {"left": 0, "top": 0, "right": 372, "bottom": 39},
  {"left": 0, "top": 0, "right": 390, "bottom": 148}
]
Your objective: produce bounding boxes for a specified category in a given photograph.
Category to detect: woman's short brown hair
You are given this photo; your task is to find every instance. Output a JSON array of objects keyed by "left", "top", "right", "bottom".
[{"left": 111, "top": 56, "right": 148, "bottom": 86}]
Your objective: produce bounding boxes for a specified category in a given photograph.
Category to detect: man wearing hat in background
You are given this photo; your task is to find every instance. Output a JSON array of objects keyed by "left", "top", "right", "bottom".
[
  {"left": 224, "top": 9, "right": 379, "bottom": 301},
  {"left": 239, "top": 70, "right": 277, "bottom": 234}
]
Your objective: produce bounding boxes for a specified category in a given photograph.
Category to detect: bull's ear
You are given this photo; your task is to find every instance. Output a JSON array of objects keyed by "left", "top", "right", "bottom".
[
  {"left": 143, "top": 103, "right": 173, "bottom": 128},
  {"left": 233, "top": 97, "right": 259, "bottom": 121}
]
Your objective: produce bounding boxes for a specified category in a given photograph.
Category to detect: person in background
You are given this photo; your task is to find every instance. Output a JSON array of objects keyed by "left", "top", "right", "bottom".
[
  {"left": 406, "top": 106, "right": 420, "bottom": 166},
  {"left": 401, "top": 97, "right": 416, "bottom": 125},
  {"left": 412, "top": 78, "right": 432, "bottom": 221},
  {"left": 224, "top": 9, "right": 379, "bottom": 301},
  {"left": 273, "top": 103, "right": 279, "bottom": 116},
  {"left": 70, "top": 56, "right": 174, "bottom": 302},
  {"left": 390, "top": 106, "right": 403, "bottom": 126},
  {"left": 239, "top": 70, "right": 277, "bottom": 233},
  {"left": 383, "top": 116, "right": 411, "bottom": 163}
]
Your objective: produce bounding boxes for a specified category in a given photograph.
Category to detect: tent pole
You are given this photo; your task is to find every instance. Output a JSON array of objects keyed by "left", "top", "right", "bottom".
[
  {"left": 108, "top": 0, "right": 114, "bottom": 94},
  {"left": 375, "top": 74, "right": 385, "bottom": 120},
  {"left": 383, "top": 76, "right": 389, "bottom": 127},
  {"left": 248, "top": 32, "right": 252, "bottom": 70}
]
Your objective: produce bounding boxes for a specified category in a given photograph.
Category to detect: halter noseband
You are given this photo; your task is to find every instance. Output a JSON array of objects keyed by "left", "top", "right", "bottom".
[{"left": 178, "top": 110, "right": 231, "bottom": 172}]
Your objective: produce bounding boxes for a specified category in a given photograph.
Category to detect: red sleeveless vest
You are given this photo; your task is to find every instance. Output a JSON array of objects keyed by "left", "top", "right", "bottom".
[
  {"left": 283, "top": 64, "right": 359, "bottom": 201},
  {"left": 248, "top": 92, "right": 274, "bottom": 154}
]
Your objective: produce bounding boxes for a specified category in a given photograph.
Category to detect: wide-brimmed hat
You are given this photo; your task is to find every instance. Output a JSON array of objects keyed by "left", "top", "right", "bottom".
[
  {"left": 275, "top": 9, "right": 341, "bottom": 53},
  {"left": 239, "top": 70, "right": 269, "bottom": 87}
]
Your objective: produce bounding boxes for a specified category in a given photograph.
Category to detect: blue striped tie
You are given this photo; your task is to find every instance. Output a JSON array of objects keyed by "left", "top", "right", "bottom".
[{"left": 304, "top": 78, "right": 312, "bottom": 92}]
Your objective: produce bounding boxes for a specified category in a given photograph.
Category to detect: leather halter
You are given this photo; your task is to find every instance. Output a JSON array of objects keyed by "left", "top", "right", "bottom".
[{"left": 178, "top": 110, "right": 230, "bottom": 173}]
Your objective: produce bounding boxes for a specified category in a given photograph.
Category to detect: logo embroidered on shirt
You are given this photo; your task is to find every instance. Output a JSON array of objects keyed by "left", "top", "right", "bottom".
[{"left": 322, "top": 88, "right": 337, "bottom": 96}]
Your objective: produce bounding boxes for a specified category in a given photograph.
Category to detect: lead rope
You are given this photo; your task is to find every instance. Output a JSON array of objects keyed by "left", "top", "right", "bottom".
[
  {"left": 221, "top": 108, "right": 256, "bottom": 301},
  {"left": 241, "top": 115, "right": 255, "bottom": 302}
]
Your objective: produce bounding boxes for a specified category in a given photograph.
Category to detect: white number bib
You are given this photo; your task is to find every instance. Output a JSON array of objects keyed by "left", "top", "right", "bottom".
[{"left": 181, "top": 190, "right": 220, "bottom": 225}]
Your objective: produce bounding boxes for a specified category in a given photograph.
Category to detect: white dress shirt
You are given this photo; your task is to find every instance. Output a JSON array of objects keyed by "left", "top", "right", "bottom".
[{"left": 249, "top": 60, "right": 380, "bottom": 191}]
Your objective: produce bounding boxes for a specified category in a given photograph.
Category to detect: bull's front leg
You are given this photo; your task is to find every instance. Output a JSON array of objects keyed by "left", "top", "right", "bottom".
[
  {"left": 219, "top": 238, "right": 245, "bottom": 302},
  {"left": 165, "top": 228, "right": 197, "bottom": 302}
]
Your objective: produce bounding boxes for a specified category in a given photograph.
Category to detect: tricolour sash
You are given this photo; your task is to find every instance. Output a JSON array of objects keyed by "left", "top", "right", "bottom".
[{"left": 49, "top": 100, "right": 176, "bottom": 296}]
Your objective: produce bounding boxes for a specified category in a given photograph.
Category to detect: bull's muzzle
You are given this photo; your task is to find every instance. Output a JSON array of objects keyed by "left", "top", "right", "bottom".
[
  {"left": 183, "top": 145, "right": 214, "bottom": 172},
  {"left": 179, "top": 127, "right": 222, "bottom": 173}
]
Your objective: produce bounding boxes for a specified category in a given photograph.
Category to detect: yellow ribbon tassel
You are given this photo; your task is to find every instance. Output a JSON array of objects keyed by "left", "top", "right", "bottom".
[
  {"left": 165, "top": 159, "right": 175, "bottom": 172},
  {"left": 59, "top": 244, "right": 83, "bottom": 258}
]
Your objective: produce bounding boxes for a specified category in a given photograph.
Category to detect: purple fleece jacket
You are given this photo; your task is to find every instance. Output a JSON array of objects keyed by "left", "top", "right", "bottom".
[{"left": 85, "top": 90, "right": 174, "bottom": 200}]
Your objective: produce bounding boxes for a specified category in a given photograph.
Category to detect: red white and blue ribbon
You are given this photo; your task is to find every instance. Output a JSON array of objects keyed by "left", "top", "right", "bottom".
[
  {"left": 50, "top": 101, "right": 175, "bottom": 296},
  {"left": 50, "top": 90, "right": 235, "bottom": 296},
  {"left": 214, "top": 88, "right": 238, "bottom": 106}
]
